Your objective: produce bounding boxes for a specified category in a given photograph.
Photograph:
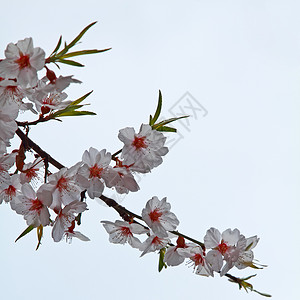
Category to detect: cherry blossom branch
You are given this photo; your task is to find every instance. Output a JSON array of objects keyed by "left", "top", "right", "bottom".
[
  {"left": 16, "top": 116, "right": 53, "bottom": 127},
  {"left": 16, "top": 128, "right": 65, "bottom": 170},
  {"left": 15, "top": 128, "right": 206, "bottom": 248}
]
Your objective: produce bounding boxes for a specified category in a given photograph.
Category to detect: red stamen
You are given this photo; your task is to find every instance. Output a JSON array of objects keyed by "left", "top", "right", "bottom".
[
  {"left": 30, "top": 198, "right": 43, "bottom": 211},
  {"left": 148, "top": 208, "right": 163, "bottom": 222},
  {"left": 89, "top": 164, "right": 103, "bottom": 178},
  {"left": 132, "top": 136, "right": 147, "bottom": 149},
  {"left": 5, "top": 185, "right": 16, "bottom": 197},
  {"left": 56, "top": 177, "right": 69, "bottom": 192},
  {"left": 152, "top": 236, "right": 163, "bottom": 245},
  {"left": 192, "top": 253, "right": 204, "bottom": 266},
  {"left": 121, "top": 226, "right": 132, "bottom": 237},
  {"left": 15, "top": 54, "right": 30, "bottom": 69},
  {"left": 217, "top": 241, "right": 229, "bottom": 255}
]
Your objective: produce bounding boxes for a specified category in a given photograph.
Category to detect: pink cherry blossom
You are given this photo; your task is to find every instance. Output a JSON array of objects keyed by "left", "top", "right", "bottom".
[
  {"left": 52, "top": 201, "right": 88, "bottom": 242},
  {"left": 10, "top": 183, "right": 51, "bottom": 227},
  {"left": 101, "top": 220, "right": 148, "bottom": 249},
  {"left": 0, "top": 37, "right": 45, "bottom": 87},
  {"left": 142, "top": 196, "right": 179, "bottom": 238},
  {"left": 118, "top": 124, "right": 168, "bottom": 173}
]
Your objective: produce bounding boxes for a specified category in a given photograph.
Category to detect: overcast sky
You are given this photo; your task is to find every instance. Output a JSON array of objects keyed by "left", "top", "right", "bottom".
[{"left": 1, "top": 1, "right": 299, "bottom": 299}]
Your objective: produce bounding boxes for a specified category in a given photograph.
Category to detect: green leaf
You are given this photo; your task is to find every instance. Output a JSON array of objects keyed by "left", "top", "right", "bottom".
[
  {"left": 71, "top": 91, "right": 93, "bottom": 106},
  {"left": 66, "top": 22, "right": 97, "bottom": 50},
  {"left": 15, "top": 225, "right": 34, "bottom": 242},
  {"left": 57, "top": 58, "right": 84, "bottom": 67},
  {"left": 56, "top": 110, "right": 96, "bottom": 117},
  {"left": 158, "top": 248, "right": 167, "bottom": 272},
  {"left": 60, "top": 48, "right": 111, "bottom": 59},
  {"left": 50, "top": 91, "right": 96, "bottom": 118},
  {"left": 56, "top": 22, "right": 97, "bottom": 57},
  {"left": 50, "top": 35, "right": 62, "bottom": 56},
  {"left": 156, "top": 125, "right": 177, "bottom": 133},
  {"left": 152, "top": 115, "right": 189, "bottom": 130},
  {"left": 150, "top": 90, "right": 163, "bottom": 126},
  {"left": 36, "top": 225, "right": 43, "bottom": 251}
]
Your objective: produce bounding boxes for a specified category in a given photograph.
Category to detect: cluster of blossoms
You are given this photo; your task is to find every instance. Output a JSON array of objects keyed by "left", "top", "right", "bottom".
[
  {"left": 0, "top": 27, "right": 268, "bottom": 296},
  {"left": 102, "top": 196, "right": 260, "bottom": 277},
  {"left": 0, "top": 36, "right": 169, "bottom": 243}
]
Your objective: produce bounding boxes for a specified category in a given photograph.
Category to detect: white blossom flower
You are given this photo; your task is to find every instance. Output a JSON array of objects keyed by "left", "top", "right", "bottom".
[
  {"left": 0, "top": 37, "right": 45, "bottom": 87},
  {"left": 79, "top": 147, "right": 111, "bottom": 199},
  {"left": 164, "top": 236, "right": 189, "bottom": 266},
  {"left": 62, "top": 220, "right": 90, "bottom": 244},
  {"left": 118, "top": 124, "right": 168, "bottom": 173},
  {"left": 234, "top": 235, "right": 260, "bottom": 270},
  {"left": 0, "top": 102, "right": 18, "bottom": 144},
  {"left": 30, "top": 91, "right": 71, "bottom": 114},
  {"left": 0, "top": 174, "right": 21, "bottom": 204},
  {"left": 101, "top": 220, "right": 148, "bottom": 249},
  {"left": 204, "top": 227, "right": 245, "bottom": 276},
  {"left": 20, "top": 157, "right": 44, "bottom": 185},
  {"left": 39, "top": 162, "right": 87, "bottom": 212},
  {"left": 52, "top": 201, "right": 88, "bottom": 242},
  {"left": 105, "top": 164, "right": 139, "bottom": 194},
  {"left": 10, "top": 183, "right": 51, "bottom": 227},
  {"left": 139, "top": 232, "right": 170, "bottom": 257},
  {"left": 178, "top": 245, "right": 213, "bottom": 277},
  {"left": 142, "top": 196, "right": 179, "bottom": 238},
  {"left": 0, "top": 151, "right": 17, "bottom": 187}
]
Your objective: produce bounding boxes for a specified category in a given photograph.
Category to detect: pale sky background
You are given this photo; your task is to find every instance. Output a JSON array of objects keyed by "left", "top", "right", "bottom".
[{"left": 0, "top": 1, "right": 299, "bottom": 299}]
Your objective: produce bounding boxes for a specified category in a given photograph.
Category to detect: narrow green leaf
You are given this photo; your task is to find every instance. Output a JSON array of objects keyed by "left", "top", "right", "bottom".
[
  {"left": 156, "top": 126, "right": 177, "bottom": 133},
  {"left": 149, "top": 115, "right": 153, "bottom": 124},
  {"left": 51, "top": 105, "right": 84, "bottom": 118},
  {"left": 152, "top": 115, "right": 189, "bottom": 130},
  {"left": 56, "top": 22, "right": 97, "bottom": 57},
  {"left": 71, "top": 91, "right": 93, "bottom": 106},
  {"left": 57, "top": 58, "right": 84, "bottom": 67},
  {"left": 158, "top": 248, "right": 167, "bottom": 272},
  {"left": 15, "top": 225, "right": 34, "bottom": 242},
  {"left": 150, "top": 90, "right": 162, "bottom": 126},
  {"left": 254, "top": 290, "right": 272, "bottom": 297},
  {"left": 50, "top": 35, "right": 62, "bottom": 56},
  {"left": 61, "top": 48, "right": 111, "bottom": 59},
  {"left": 56, "top": 110, "right": 96, "bottom": 117},
  {"left": 67, "top": 21, "right": 97, "bottom": 50},
  {"left": 36, "top": 225, "right": 43, "bottom": 251}
]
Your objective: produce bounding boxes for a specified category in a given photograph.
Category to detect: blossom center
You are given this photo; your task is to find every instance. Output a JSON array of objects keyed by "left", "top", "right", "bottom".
[
  {"left": 152, "top": 236, "right": 163, "bottom": 245},
  {"left": 89, "top": 164, "right": 103, "bottom": 178},
  {"left": 192, "top": 253, "right": 204, "bottom": 266},
  {"left": 24, "top": 168, "right": 38, "bottom": 181},
  {"left": 149, "top": 208, "right": 163, "bottom": 222},
  {"left": 30, "top": 198, "right": 43, "bottom": 212},
  {"left": 15, "top": 54, "right": 30, "bottom": 69},
  {"left": 6, "top": 185, "right": 16, "bottom": 197},
  {"left": 121, "top": 226, "right": 132, "bottom": 237},
  {"left": 132, "top": 136, "right": 147, "bottom": 149},
  {"left": 217, "top": 241, "right": 229, "bottom": 255},
  {"left": 56, "top": 177, "right": 69, "bottom": 192}
]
